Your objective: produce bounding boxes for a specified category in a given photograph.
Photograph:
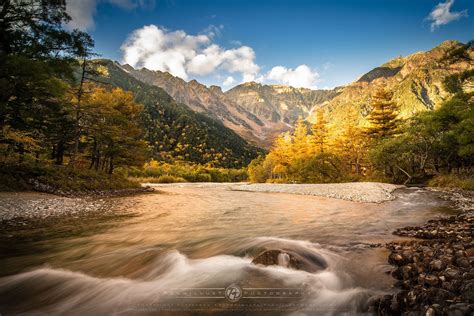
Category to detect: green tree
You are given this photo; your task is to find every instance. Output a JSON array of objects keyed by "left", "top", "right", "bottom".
[{"left": 0, "top": 0, "right": 94, "bottom": 163}]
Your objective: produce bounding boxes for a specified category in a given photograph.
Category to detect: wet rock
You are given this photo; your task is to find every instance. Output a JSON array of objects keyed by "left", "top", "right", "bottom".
[
  {"left": 446, "top": 303, "right": 473, "bottom": 316},
  {"left": 461, "top": 280, "right": 474, "bottom": 301},
  {"left": 430, "top": 259, "right": 445, "bottom": 271},
  {"left": 429, "top": 288, "right": 455, "bottom": 302},
  {"left": 251, "top": 249, "right": 327, "bottom": 272},
  {"left": 424, "top": 274, "right": 439, "bottom": 287},
  {"left": 444, "top": 267, "right": 461, "bottom": 280},
  {"left": 374, "top": 188, "right": 474, "bottom": 315},
  {"left": 389, "top": 253, "right": 404, "bottom": 265},
  {"left": 464, "top": 268, "right": 474, "bottom": 280},
  {"left": 455, "top": 257, "right": 470, "bottom": 269}
]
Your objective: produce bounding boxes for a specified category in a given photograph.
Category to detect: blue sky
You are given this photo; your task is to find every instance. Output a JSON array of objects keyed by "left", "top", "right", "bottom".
[{"left": 67, "top": 0, "right": 473, "bottom": 89}]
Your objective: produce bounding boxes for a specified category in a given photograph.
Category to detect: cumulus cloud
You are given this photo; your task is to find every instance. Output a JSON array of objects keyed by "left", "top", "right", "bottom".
[
  {"left": 66, "top": 0, "right": 97, "bottom": 30},
  {"left": 65, "top": 0, "right": 155, "bottom": 30},
  {"left": 222, "top": 76, "right": 236, "bottom": 86},
  {"left": 427, "top": 0, "right": 468, "bottom": 31},
  {"left": 265, "top": 65, "right": 319, "bottom": 89},
  {"left": 121, "top": 25, "right": 260, "bottom": 81}
]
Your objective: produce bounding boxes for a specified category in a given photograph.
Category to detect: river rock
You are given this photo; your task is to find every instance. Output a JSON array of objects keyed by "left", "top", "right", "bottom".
[
  {"left": 251, "top": 249, "right": 327, "bottom": 272},
  {"left": 372, "top": 188, "right": 474, "bottom": 315},
  {"left": 446, "top": 303, "right": 473, "bottom": 316},
  {"left": 430, "top": 259, "right": 445, "bottom": 271},
  {"left": 461, "top": 280, "right": 474, "bottom": 301}
]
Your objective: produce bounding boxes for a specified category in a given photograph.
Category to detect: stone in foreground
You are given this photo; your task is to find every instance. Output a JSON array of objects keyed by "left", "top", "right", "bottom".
[{"left": 251, "top": 249, "right": 327, "bottom": 272}]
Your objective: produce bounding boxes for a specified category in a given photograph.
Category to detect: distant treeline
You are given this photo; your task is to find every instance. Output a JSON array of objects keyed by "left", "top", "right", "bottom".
[{"left": 125, "top": 161, "right": 248, "bottom": 183}]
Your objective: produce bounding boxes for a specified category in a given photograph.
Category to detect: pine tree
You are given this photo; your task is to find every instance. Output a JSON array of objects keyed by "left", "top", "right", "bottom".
[
  {"left": 365, "top": 89, "right": 399, "bottom": 138},
  {"left": 292, "top": 117, "right": 309, "bottom": 158},
  {"left": 311, "top": 110, "right": 328, "bottom": 154}
]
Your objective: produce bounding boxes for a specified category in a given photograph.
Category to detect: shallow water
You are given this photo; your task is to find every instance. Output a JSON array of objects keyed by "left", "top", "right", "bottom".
[{"left": 0, "top": 185, "right": 457, "bottom": 315}]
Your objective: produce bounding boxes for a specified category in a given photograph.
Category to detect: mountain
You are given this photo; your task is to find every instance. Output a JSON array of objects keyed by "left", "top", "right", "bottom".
[
  {"left": 120, "top": 66, "right": 267, "bottom": 146},
  {"left": 225, "top": 82, "right": 340, "bottom": 141},
  {"left": 97, "top": 60, "right": 262, "bottom": 168},
  {"left": 116, "top": 40, "right": 472, "bottom": 150},
  {"left": 120, "top": 66, "right": 339, "bottom": 147},
  {"left": 308, "top": 40, "right": 474, "bottom": 125}
]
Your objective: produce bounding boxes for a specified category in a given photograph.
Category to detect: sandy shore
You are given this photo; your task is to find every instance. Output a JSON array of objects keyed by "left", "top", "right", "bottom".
[{"left": 229, "top": 182, "right": 404, "bottom": 203}]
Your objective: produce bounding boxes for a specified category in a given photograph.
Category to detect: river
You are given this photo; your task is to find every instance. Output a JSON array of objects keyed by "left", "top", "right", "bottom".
[{"left": 0, "top": 184, "right": 458, "bottom": 315}]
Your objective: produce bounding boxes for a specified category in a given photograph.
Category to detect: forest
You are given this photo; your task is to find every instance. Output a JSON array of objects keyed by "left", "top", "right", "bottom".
[{"left": 248, "top": 71, "right": 474, "bottom": 189}]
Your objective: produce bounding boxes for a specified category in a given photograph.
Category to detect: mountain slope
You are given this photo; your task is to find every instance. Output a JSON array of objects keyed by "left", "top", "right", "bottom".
[
  {"left": 97, "top": 60, "right": 262, "bottom": 168},
  {"left": 120, "top": 66, "right": 268, "bottom": 146},
  {"left": 225, "top": 82, "right": 340, "bottom": 128},
  {"left": 309, "top": 40, "right": 474, "bottom": 125},
  {"left": 121, "top": 66, "right": 339, "bottom": 147}
]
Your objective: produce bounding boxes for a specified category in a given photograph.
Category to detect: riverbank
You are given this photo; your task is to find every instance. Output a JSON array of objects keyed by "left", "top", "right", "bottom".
[
  {"left": 230, "top": 182, "right": 403, "bottom": 203},
  {"left": 0, "top": 191, "right": 143, "bottom": 229},
  {"left": 0, "top": 163, "right": 154, "bottom": 197},
  {"left": 371, "top": 188, "right": 474, "bottom": 315}
]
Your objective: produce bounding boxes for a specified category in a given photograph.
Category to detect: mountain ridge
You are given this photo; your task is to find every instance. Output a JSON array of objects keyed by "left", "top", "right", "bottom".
[
  {"left": 308, "top": 40, "right": 474, "bottom": 126},
  {"left": 120, "top": 65, "right": 339, "bottom": 147},
  {"left": 118, "top": 40, "right": 473, "bottom": 148},
  {"left": 98, "top": 60, "right": 262, "bottom": 167}
]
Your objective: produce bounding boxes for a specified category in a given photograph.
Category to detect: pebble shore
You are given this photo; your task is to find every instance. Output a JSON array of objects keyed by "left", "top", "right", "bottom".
[
  {"left": 370, "top": 189, "right": 474, "bottom": 315},
  {"left": 0, "top": 192, "right": 112, "bottom": 223},
  {"left": 230, "top": 182, "right": 403, "bottom": 203}
]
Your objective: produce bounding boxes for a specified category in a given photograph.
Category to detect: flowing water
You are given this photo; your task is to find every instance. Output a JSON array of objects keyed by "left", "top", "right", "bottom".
[{"left": 0, "top": 184, "right": 458, "bottom": 315}]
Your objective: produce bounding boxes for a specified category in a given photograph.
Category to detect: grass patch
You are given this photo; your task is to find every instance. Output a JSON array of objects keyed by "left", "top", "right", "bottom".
[
  {"left": 428, "top": 174, "right": 474, "bottom": 191},
  {"left": 130, "top": 175, "right": 187, "bottom": 184}
]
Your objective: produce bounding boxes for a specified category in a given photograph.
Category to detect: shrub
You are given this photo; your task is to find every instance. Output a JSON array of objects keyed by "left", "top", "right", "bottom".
[
  {"left": 157, "top": 175, "right": 186, "bottom": 183},
  {"left": 428, "top": 174, "right": 474, "bottom": 191}
]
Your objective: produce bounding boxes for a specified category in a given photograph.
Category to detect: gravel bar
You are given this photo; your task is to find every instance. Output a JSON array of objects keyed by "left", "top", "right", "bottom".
[
  {"left": 230, "top": 182, "right": 404, "bottom": 203},
  {"left": 0, "top": 192, "right": 114, "bottom": 223}
]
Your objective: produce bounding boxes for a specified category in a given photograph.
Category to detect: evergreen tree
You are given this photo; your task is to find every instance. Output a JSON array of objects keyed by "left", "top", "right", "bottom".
[
  {"left": 0, "top": 0, "right": 93, "bottom": 163},
  {"left": 365, "top": 89, "right": 399, "bottom": 138},
  {"left": 311, "top": 110, "right": 328, "bottom": 154},
  {"left": 292, "top": 117, "right": 309, "bottom": 158}
]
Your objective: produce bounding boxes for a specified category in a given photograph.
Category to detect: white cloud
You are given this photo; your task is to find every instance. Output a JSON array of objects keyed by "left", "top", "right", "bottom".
[
  {"left": 427, "top": 0, "right": 468, "bottom": 31},
  {"left": 121, "top": 25, "right": 260, "bottom": 81},
  {"left": 229, "top": 40, "right": 242, "bottom": 46},
  {"left": 223, "top": 76, "right": 235, "bottom": 86},
  {"left": 201, "top": 24, "right": 224, "bottom": 38},
  {"left": 66, "top": 0, "right": 97, "bottom": 30},
  {"left": 121, "top": 25, "right": 323, "bottom": 89},
  {"left": 265, "top": 65, "right": 320, "bottom": 89},
  {"left": 65, "top": 0, "right": 155, "bottom": 30}
]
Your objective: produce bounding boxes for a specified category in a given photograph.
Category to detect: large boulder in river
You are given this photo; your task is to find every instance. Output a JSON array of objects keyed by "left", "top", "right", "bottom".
[{"left": 251, "top": 249, "right": 327, "bottom": 272}]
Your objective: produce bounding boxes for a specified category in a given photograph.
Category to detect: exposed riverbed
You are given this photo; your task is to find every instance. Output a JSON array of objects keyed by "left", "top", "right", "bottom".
[{"left": 0, "top": 183, "right": 460, "bottom": 314}]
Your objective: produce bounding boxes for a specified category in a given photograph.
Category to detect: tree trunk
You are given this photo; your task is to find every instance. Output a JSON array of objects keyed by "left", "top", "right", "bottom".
[
  {"left": 18, "top": 144, "right": 24, "bottom": 164},
  {"left": 395, "top": 165, "right": 412, "bottom": 185},
  {"left": 55, "top": 141, "right": 64, "bottom": 165},
  {"left": 69, "top": 58, "right": 87, "bottom": 167},
  {"left": 108, "top": 155, "right": 114, "bottom": 174}
]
